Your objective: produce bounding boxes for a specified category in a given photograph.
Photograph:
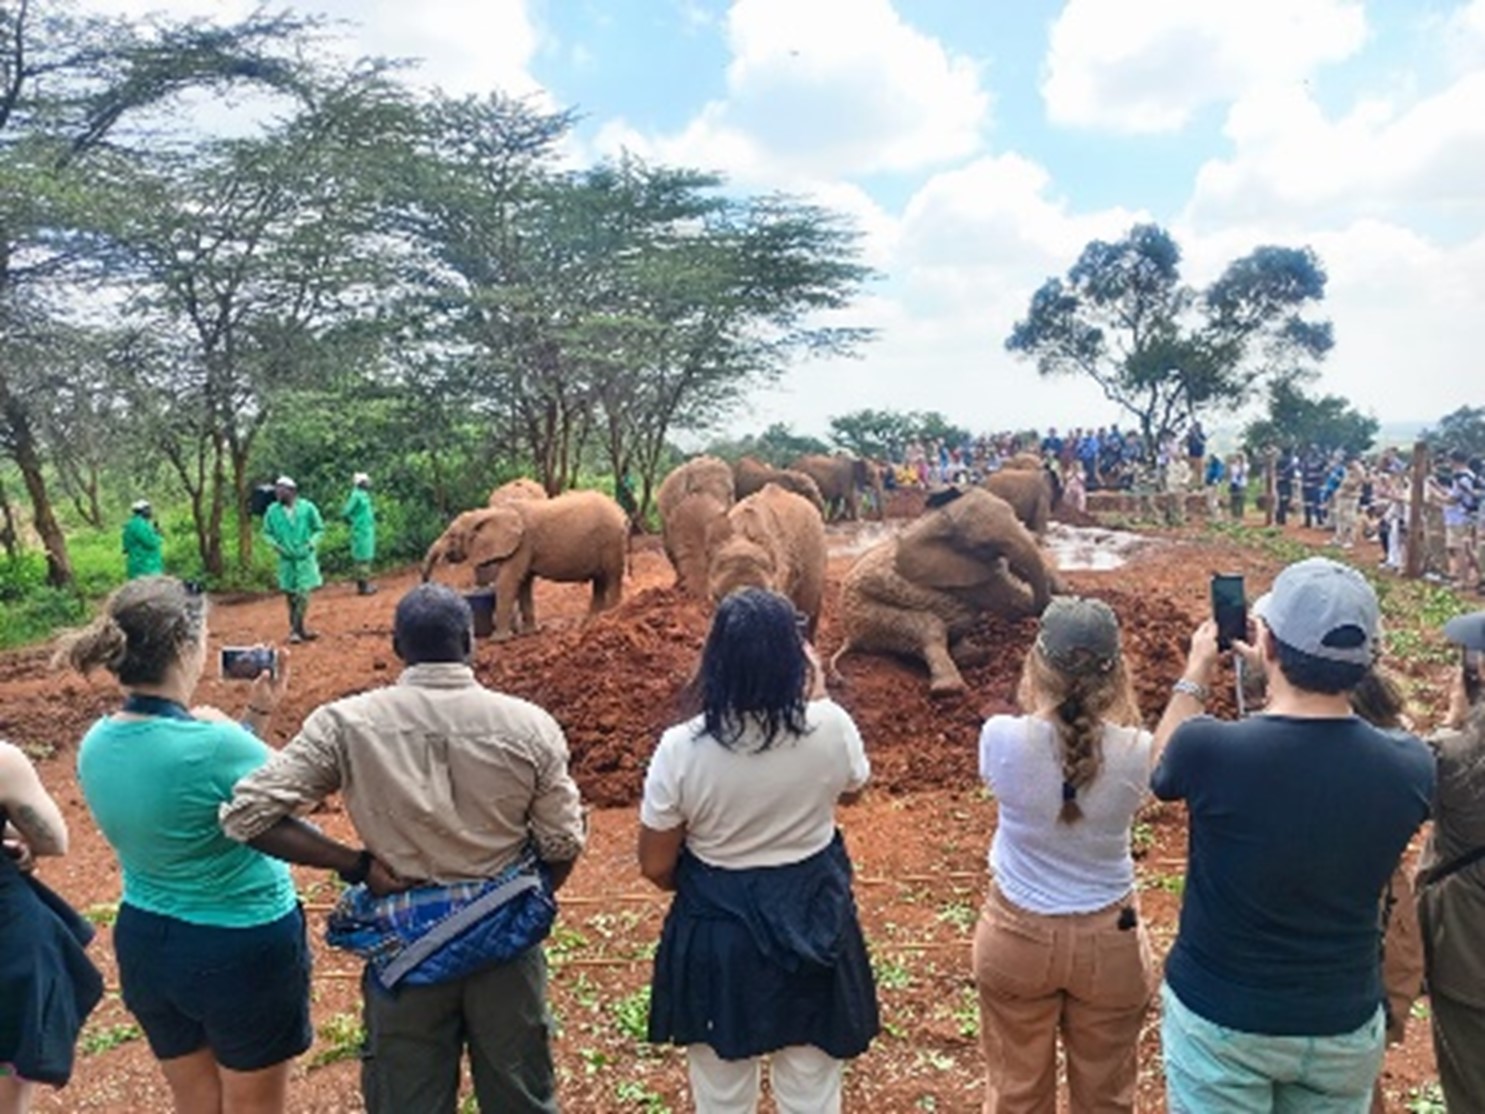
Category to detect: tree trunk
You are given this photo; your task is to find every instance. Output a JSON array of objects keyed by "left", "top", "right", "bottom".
[
  {"left": 5, "top": 405, "right": 73, "bottom": 587},
  {"left": 0, "top": 474, "right": 19, "bottom": 560},
  {"left": 205, "top": 437, "right": 226, "bottom": 578},
  {"left": 230, "top": 442, "right": 253, "bottom": 572}
]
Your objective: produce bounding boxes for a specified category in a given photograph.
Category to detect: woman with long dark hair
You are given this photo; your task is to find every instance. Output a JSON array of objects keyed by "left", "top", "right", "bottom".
[
  {"left": 972, "top": 597, "right": 1167, "bottom": 1113},
  {"left": 639, "top": 588, "right": 878, "bottom": 1113}
]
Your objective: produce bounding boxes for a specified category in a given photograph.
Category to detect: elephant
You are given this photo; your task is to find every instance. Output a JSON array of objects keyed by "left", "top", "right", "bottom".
[
  {"left": 983, "top": 468, "right": 1054, "bottom": 537},
  {"left": 657, "top": 457, "right": 736, "bottom": 595},
  {"left": 488, "top": 477, "right": 548, "bottom": 506},
  {"left": 422, "top": 489, "right": 627, "bottom": 638},
  {"left": 791, "top": 454, "right": 885, "bottom": 521},
  {"left": 1003, "top": 452, "right": 1044, "bottom": 472},
  {"left": 707, "top": 484, "right": 827, "bottom": 638},
  {"left": 830, "top": 486, "right": 1057, "bottom": 695},
  {"left": 732, "top": 456, "right": 826, "bottom": 514}
]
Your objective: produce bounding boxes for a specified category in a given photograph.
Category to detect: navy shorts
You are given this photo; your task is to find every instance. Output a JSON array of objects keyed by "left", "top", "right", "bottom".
[{"left": 114, "top": 903, "right": 312, "bottom": 1072}]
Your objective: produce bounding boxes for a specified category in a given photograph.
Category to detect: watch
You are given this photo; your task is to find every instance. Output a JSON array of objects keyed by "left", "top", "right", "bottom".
[
  {"left": 1173, "top": 678, "right": 1210, "bottom": 702},
  {"left": 338, "top": 849, "right": 374, "bottom": 887}
]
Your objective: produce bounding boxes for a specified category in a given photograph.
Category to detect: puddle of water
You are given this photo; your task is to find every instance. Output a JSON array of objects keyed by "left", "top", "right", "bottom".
[
  {"left": 826, "top": 520, "right": 1152, "bottom": 571},
  {"left": 826, "top": 520, "right": 899, "bottom": 557}
]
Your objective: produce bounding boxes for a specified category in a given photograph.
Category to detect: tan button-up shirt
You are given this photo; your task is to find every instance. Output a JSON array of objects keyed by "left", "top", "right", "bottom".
[{"left": 221, "top": 663, "right": 585, "bottom": 883}]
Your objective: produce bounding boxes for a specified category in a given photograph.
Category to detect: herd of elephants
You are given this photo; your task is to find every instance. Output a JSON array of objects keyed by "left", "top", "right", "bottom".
[{"left": 420, "top": 452, "right": 1064, "bottom": 695}]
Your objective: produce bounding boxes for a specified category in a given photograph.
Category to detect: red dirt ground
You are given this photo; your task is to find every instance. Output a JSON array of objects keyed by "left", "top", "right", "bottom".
[{"left": 3, "top": 520, "right": 1450, "bottom": 1112}]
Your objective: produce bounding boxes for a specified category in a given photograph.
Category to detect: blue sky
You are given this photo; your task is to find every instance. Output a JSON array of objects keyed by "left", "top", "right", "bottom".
[{"left": 87, "top": 0, "right": 1484, "bottom": 438}]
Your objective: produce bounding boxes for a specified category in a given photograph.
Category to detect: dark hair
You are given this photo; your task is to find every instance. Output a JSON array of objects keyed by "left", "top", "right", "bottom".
[
  {"left": 1273, "top": 638, "right": 1367, "bottom": 695},
  {"left": 54, "top": 577, "right": 206, "bottom": 686},
  {"left": 1350, "top": 668, "right": 1409, "bottom": 729},
  {"left": 393, "top": 584, "right": 473, "bottom": 665},
  {"left": 697, "top": 588, "right": 810, "bottom": 750}
]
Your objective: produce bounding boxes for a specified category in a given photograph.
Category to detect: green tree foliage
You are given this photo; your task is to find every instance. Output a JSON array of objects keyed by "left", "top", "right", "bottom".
[
  {"left": 828, "top": 409, "right": 969, "bottom": 459},
  {"left": 1422, "top": 406, "right": 1485, "bottom": 458},
  {"left": 1242, "top": 379, "right": 1379, "bottom": 457},
  {"left": 705, "top": 423, "right": 832, "bottom": 466},
  {"left": 1006, "top": 224, "right": 1332, "bottom": 448}
]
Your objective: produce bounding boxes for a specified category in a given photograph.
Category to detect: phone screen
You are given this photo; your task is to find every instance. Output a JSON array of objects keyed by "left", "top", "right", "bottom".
[
  {"left": 1212, "top": 574, "right": 1247, "bottom": 652},
  {"left": 220, "top": 646, "right": 277, "bottom": 681}
]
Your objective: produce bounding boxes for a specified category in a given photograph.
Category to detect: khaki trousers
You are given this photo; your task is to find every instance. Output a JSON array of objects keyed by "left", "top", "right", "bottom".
[
  {"left": 685, "top": 1043, "right": 842, "bottom": 1114},
  {"left": 972, "top": 881, "right": 1154, "bottom": 1114}
]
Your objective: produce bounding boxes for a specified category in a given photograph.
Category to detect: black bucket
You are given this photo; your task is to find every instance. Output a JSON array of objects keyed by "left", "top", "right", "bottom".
[{"left": 464, "top": 589, "right": 496, "bottom": 638}]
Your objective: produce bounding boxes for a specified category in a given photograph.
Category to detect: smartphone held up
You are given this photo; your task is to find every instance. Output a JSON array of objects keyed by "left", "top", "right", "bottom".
[
  {"left": 220, "top": 645, "right": 278, "bottom": 682},
  {"left": 1211, "top": 574, "right": 1247, "bottom": 653}
]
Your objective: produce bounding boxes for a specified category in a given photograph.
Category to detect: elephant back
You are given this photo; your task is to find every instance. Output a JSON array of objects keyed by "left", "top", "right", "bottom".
[
  {"left": 658, "top": 456, "right": 735, "bottom": 520},
  {"left": 488, "top": 477, "right": 549, "bottom": 506}
]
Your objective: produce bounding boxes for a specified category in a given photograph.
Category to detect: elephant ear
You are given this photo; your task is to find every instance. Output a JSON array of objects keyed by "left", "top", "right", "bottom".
[
  {"left": 895, "top": 505, "right": 995, "bottom": 589},
  {"left": 469, "top": 509, "right": 524, "bottom": 565}
]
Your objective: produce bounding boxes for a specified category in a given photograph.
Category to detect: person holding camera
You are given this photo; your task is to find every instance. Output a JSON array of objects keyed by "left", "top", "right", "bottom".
[
  {"left": 972, "top": 597, "right": 1159, "bottom": 1113},
  {"left": 58, "top": 577, "right": 310, "bottom": 1114},
  {"left": 1151, "top": 558, "right": 1434, "bottom": 1111},
  {"left": 1417, "top": 611, "right": 1485, "bottom": 1111}
]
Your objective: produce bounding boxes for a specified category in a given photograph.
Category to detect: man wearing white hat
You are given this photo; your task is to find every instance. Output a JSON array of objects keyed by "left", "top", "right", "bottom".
[
  {"left": 121, "top": 500, "right": 164, "bottom": 579},
  {"left": 262, "top": 476, "right": 324, "bottom": 642},
  {"left": 1148, "top": 557, "right": 1434, "bottom": 1111},
  {"left": 341, "top": 472, "right": 377, "bottom": 596}
]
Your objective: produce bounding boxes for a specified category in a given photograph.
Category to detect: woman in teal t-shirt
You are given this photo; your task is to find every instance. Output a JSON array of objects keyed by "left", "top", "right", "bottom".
[{"left": 60, "top": 577, "right": 308, "bottom": 1114}]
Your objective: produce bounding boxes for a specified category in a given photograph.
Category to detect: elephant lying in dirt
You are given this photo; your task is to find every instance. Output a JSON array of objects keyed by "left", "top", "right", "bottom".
[
  {"left": 422, "top": 489, "right": 627, "bottom": 638},
  {"left": 831, "top": 486, "right": 1058, "bottom": 694},
  {"left": 708, "top": 484, "right": 827, "bottom": 638},
  {"left": 657, "top": 456, "right": 735, "bottom": 596},
  {"left": 732, "top": 456, "right": 826, "bottom": 513}
]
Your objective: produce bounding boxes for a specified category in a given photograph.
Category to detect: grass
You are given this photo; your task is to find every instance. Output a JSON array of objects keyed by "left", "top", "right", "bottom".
[
  {"left": 610, "top": 985, "right": 652, "bottom": 1044},
  {"left": 873, "top": 952, "right": 914, "bottom": 991},
  {"left": 83, "top": 901, "right": 120, "bottom": 928},
  {"left": 308, "top": 1012, "right": 365, "bottom": 1068},
  {"left": 614, "top": 1079, "right": 671, "bottom": 1112},
  {"left": 80, "top": 1022, "right": 142, "bottom": 1056},
  {"left": 1405, "top": 1081, "right": 1447, "bottom": 1113}
]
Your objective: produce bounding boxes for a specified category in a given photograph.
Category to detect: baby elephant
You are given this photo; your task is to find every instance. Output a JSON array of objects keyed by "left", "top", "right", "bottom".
[{"left": 707, "top": 484, "right": 827, "bottom": 638}]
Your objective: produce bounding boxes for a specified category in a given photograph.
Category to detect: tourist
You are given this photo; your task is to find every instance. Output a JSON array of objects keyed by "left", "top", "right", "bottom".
[
  {"left": 1301, "top": 446, "right": 1328, "bottom": 528},
  {"left": 1442, "top": 451, "right": 1480, "bottom": 590},
  {"left": 1227, "top": 451, "right": 1248, "bottom": 522},
  {"left": 222, "top": 584, "right": 584, "bottom": 1114},
  {"left": 1332, "top": 456, "right": 1367, "bottom": 549},
  {"left": 1151, "top": 558, "right": 1433, "bottom": 1110},
  {"left": 1185, "top": 421, "right": 1207, "bottom": 492},
  {"left": 1275, "top": 447, "right": 1297, "bottom": 526},
  {"left": 122, "top": 499, "right": 164, "bottom": 580},
  {"left": 1, "top": 741, "right": 103, "bottom": 1114},
  {"left": 262, "top": 476, "right": 324, "bottom": 643},
  {"left": 1416, "top": 611, "right": 1485, "bottom": 1113},
  {"left": 340, "top": 471, "right": 378, "bottom": 596},
  {"left": 972, "top": 597, "right": 1159, "bottom": 1113},
  {"left": 59, "top": 577, "right": 308, "bottom": 1114},
  {"left": 640, "top": 588, "right": 877, "bottom": 1114}
]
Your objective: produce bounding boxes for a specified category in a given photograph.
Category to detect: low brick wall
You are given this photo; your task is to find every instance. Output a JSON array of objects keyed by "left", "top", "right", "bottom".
[{"left": 1085, "top": 491, "right": 1214, "bottom": 523}]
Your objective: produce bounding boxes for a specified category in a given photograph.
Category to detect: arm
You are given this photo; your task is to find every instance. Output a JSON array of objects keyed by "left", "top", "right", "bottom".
[
  {"left": 0, "top": 741, "right": 68, "bottom": 856},
  {"left": 526, "top": 719, "right": 586, "bottom": 891},
  {"left": 638, "top": 823, "right": 685, "bottom": 892},
  {"left": 307, "top": 503, "right": 325, "bottom": 550},
  {"left": 1151, "top": 619, "right": 1220, "bottom": 769},
  {"left": 219, "top": 709, "right": 345, "bottom": 844},
  {"left": 262, "top": 509, "right": 287, "bottom": 555}
]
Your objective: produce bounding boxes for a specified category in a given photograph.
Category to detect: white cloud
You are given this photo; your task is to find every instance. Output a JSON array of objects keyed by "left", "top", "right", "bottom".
[
  {"left": 1043, "top": 0, "right": 1367, "bottom": 133},
  {"left": 599, "top": 0, "right": 989, "bottom": 179}
]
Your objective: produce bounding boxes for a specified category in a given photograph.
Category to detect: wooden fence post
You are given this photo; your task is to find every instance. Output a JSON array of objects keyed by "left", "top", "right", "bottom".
[{"left": 1404, "top": 440, "right": 1428, "bottom": 579}]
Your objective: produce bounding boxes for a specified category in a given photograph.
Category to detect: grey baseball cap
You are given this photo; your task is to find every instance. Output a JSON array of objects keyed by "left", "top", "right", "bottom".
[
  {"left": 1252, "top": 557, "right": 1379, "bottom": 666},
  {"left": 1442, "top": 611, "right": 1485, "bottom": 651},
  {"left": 1036, "top": 596, "right": 1121, "bottom": 675}
]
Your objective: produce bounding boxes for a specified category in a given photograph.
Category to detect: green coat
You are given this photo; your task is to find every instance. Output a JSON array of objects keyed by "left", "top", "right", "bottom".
[
  {"left": 263, "top": 499, "right": 324, "bottom": 593},
  {"left": 340, "top": 487, "right": 376, "bottom": 563},
  {"left": 122, "top": 514, "right": 164, "bottom": 579}
]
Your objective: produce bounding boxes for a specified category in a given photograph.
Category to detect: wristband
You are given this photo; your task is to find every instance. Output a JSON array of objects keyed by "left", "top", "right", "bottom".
[
  {"left": 1173, "top": 678, "right": 1210, "bottom": 702},
  {"left": 247, "top": 705, "right": 272, "bottom": 716},
  {"left": 338, "top": 849, "right": 374, "bottom": 887}
]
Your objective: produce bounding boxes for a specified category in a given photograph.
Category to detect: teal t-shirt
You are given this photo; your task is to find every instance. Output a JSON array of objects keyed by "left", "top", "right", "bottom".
[{"left": 78, "top": 715, "right": 298, "bottom": 928}]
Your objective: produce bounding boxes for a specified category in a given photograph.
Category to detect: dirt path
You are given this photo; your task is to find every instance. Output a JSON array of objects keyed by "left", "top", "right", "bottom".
[{"left": 4, "top": 525, "right": 1443, "bottom": 1112}]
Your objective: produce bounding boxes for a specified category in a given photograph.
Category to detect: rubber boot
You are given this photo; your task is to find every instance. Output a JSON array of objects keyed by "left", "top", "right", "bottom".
[{"left": 357, "top": 579, "right": 378, "bottom": 596}]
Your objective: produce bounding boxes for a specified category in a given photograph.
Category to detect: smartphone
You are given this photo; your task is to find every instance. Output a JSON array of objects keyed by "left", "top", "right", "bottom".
[
  {"left": 1211, "top": 573, "right": 1247, "bottom": 653},
  {"left": 220, "top": 646, "right": 277, "bottom": 681},
  {"left": 1466, "top": 648, "right": 1483, "bottom": 704}
]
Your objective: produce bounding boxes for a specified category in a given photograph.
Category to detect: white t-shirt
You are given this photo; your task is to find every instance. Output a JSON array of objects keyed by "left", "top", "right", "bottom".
[
  {"left": 979, "top": 715, "right": 1153, "bottom": 915},
  {"left": 640, "top": 699, "right": 870, "bottom": 870}
]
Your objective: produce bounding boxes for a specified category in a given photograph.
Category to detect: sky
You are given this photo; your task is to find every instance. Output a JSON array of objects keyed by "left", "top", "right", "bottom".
[{"left": 83, "top": 0, "right": 1482, "bottom": 438}]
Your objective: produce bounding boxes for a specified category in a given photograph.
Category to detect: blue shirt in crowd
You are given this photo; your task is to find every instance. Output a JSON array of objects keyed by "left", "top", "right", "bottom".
[{"left": 1151, "top": 713, "right": 1433, "bottom": 1037}]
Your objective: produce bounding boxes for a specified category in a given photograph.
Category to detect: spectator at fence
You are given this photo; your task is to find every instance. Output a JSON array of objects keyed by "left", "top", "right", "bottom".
[
  {"left": 1227, "top": 452, "right": 1249, "bottom": 522},
  {"left": 1302, "top": 447, "right": 1328, "bottom": 528},
  {"left": 972, "top": 598, "right": 1158, "bottom": 1113},
  {"left": 1442, "top": 451, "right": 1480, "bottom": 591},
  {"left": 1333, "top": 457, "right": 1367, "bottom": 550},
  {"left": 640, "top": 588, "right": 877, "bottom": 1114},
  {"left": 1185, "top": 422, "right": 1207, "bottom": 492},
  {"left": 1, "top": 741, "right": 103, "bottom": 1114},
  {"left": 59, "top": 577, "right": 308, "bottom": 1114},
  {"left": 222, "top": 583, "right": 585, "bottom": 1114},
  {"left": 1275, "top": 448, "right": 1297, "bottom": 526},
  {"left": 1151, "top": 558, "right": 1433, "bottom": 1111},
  {"left": 1416, "top": 611, "right": 1485, "bottom": 1113}
]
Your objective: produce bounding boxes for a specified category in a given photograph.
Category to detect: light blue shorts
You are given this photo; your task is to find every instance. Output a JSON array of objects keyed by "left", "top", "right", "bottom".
[{"left": 1161, "top": 982, "right": 1384, "bottom": 1114}]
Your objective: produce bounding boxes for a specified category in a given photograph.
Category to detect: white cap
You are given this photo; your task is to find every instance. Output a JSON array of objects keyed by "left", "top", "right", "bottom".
[
  {"left": 131, "top": 499, "right": 151, "bottom": 512},
  {"left": 275, "top": 475, "right": 297, "bottom": 489},
  {"left": 353, "top": 472, "right": 370, "bottom": 486}
]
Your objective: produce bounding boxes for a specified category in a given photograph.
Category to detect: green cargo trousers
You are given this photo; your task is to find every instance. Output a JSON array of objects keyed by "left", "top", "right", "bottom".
[{"left": 360, "top": 946, "right": 558, "bottom": 1114}]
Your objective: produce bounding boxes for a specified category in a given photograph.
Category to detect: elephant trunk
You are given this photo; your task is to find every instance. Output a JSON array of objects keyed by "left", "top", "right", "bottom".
[
  {"left": 1005, "top": 542, "right": 1052, "bottom": 611},
  {"left": 421, "top": 539, "right": 446, "bottom": 582}
]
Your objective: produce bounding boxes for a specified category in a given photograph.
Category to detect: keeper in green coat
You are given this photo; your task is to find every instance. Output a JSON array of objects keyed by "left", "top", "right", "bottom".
[
  {"left": 262, "top": 476, "right": 324, "bottom": 642},
  {"left": 122, "top": 500, "right": 164, "bottom": 579},
  {"left": 341, "top": 472, "right": 377, "bottom": 596}
]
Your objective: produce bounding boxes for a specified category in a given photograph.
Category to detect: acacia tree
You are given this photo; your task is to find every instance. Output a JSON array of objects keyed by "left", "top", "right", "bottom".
[
  {"left": 0, "top": 0, "right": 312, "bottom": 584},
  {"left": 1005, "top": 224, "right": 1332, "bottom": 449},
  {"left": 1242, "top": 378, "right": 1379, "bottom": 457}
]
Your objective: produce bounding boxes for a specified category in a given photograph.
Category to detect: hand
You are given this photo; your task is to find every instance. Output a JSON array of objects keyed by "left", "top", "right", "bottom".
[
  {"left": 1445, "top": 671, "right": 1471, "bottom": 732},
  {"left": 1184, "top": 619, "right": 1221, "bottom": 685},
  {"left": 248, "top": 648, "right": 290, "bottom": 716},
  {"left": 366, "top": 857, "right": 413, "bottom": 897},
  {"left": 3, "top": 836, "right": 36, "bottom": 874}
]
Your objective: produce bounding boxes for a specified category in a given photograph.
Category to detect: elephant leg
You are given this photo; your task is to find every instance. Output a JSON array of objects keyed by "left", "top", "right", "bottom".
[
  {"left": 517, "top": 576, "right": 537, "bottom": 632},
  {"left": 492, "top": 569, "right": 519, "bottom": 640},
  {"left": 849, "top": 601, "right": 965, "bottom": 694}
]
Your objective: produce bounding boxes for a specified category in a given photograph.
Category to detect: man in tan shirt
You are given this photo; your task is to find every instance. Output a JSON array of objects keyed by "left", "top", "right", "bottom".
[{"left": 221, "top": 583, "right": 584, "bottom": 1114}]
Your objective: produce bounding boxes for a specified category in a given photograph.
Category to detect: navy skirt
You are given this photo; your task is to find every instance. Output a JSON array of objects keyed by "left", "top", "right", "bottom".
[
  {"left": 648, "top": 831, "right": 879, "bottom": 1061},
  {"left": 0, "top": 856, "right": 104, "bottom": 1085}
]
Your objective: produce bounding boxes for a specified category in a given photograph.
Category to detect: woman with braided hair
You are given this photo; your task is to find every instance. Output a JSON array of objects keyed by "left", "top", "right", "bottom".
[{"left": 971, "top": 597, "right": 1166, "bottom": 1113}]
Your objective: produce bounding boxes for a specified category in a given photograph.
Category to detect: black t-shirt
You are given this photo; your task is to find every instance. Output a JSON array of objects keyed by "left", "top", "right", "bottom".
[{"left": 1152, "top": 714, "right": 1433, "bottom": 1036}]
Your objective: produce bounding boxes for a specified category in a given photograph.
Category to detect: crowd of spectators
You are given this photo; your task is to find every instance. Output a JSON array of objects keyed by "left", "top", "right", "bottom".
[{"left": 3, "top": 550, "right": 1484, "bottom": 1111}]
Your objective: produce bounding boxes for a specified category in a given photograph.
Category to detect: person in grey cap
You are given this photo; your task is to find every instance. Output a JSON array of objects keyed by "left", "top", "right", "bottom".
[
  {"left": 1416, "top": 610, "right": 1485, "bottom": 1113},
  {"left": 1149, "top": 557, "right": 1434, "bottom": 1112},
  {"left": 971, "top": 596, "right": 1161, "bottom": 1113}
]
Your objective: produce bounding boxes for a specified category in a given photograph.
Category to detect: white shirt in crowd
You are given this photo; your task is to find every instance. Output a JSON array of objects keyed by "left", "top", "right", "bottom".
[
  {"left": 641, "top": 699, "right": 870, "bottom": 871},
  {"left": 979, "top": 715, "right": 1153, "bottom": 915}
]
